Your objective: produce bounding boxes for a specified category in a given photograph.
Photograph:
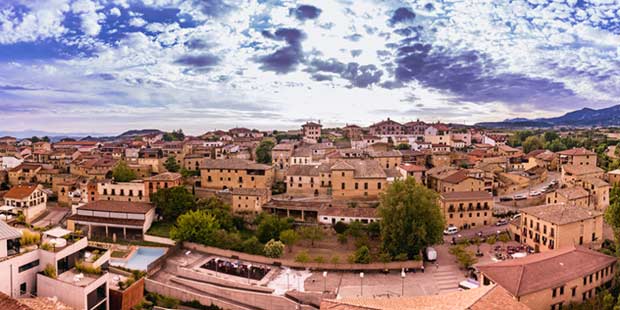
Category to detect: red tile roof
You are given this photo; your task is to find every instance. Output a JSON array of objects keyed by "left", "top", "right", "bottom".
[{"left": 4, "top": 184, "right": 39, "bottom": 200}]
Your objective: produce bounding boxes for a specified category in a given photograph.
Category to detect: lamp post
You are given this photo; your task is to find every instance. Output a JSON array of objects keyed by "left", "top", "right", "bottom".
[
  {"left": 401, "top": 269, "right": 406, "bottom": 296},
  {"left": 323, "top": 271, "right": 328, "bottom": 293},
  {"left": 247, "top": 264, "right": 252, "bottom": 284},
  {"left": 359, "top": 272, "right": 364, "bottom": 296},
  {"left": 214, "top": 258, "right": 219, "bottom": 277}
]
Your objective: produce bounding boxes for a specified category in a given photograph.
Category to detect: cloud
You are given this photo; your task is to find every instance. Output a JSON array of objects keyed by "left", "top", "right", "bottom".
[
  {"left": 306, "top": 58, "right": 383, "bottom": 88},
  {"left": 71, "top": 0, "right": 104, "bottom": 36},
  {"left": 291, "top": 5, "right": 322, "bottom": 21},
  {"left": 257, "top": 28, "right": 306, "bottom": 73},
  {"left": 390, "top": 7, "right": 416, "bottom": 25},
  {"left": 129, "top": 17, "right": 147, "bottom": 27},
  {"left": 174, "top": 54, "right": 220, "bottom": 68},
  {"left": 110, "top": 7, "right": 121, "bottom": 17}
]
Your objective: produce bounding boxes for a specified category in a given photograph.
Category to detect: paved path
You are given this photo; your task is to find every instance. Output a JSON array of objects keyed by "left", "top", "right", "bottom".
[{"left": 432, "top": 264, "right": 461, "bottom": 294}]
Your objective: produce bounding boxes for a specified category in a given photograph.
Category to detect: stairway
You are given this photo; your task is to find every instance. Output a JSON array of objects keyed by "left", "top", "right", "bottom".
[{"left": 432, "top": 265, "right": 461, "bottom": 293}]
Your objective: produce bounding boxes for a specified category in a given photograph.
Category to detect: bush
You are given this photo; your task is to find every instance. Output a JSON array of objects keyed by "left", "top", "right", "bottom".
[
  {"left": 354, "top": 245, "right": 371, "bottom": 264},
  {"left": 486, "top": 235, "right": 496, "bottom": 245},
  {"left": 263, "top": 239, "right": 285, "bottom": 258},
  {"left": 394, "top": 253, "right": 408, "bottom": 261},
  {"left": 42, "top": 264, "right": 56, "bottom": 278},
  {"left": 330, "top": 256, "right": 340, "bottom": 264},
  {"left": 75, "top": 261, "right": 102, "bottom": 275},
  {"left": 295, "top": 250, "right": 310, "bottom": 263},
  {"left": 313, "top": 255, "right": 326, "bottom": 263},
  {"left": 337, "top": 233, "right": 348, "bottom": 244},
  {"left": 241, "top": 237, "right": 264, "bottom": 255},
  {"left": 377, "top": 252, "right": 392, "bottom": 263},
  {"left": 333, "top": 221, "right": 348, "bottom": 234},
  {"left": 40, "top": 242, "right": 52, "bottom": 251},
  {"left": 20, "top": 230, "right": 40, "bottom": 246}
]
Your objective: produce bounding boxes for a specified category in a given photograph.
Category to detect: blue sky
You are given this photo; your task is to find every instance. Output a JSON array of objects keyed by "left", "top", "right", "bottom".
[{"left": 0, "top": 0, "right": 619, "bottom": 135}]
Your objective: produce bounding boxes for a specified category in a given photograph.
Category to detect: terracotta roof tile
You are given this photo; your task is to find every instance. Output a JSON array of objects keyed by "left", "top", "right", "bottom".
[
  {"left": 521, "top": 203, "right": 601, "bottom": 225},
  {"left": 4, "top": 184, "right": 39, "bottom": 200}
]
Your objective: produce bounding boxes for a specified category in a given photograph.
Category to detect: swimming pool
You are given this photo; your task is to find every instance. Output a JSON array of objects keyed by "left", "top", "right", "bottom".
[{"left": 111, "top": 247, "right": 166, "bottom": 271}]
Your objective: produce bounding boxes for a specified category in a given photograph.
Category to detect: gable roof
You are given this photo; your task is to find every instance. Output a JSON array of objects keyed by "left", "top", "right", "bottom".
[
  {"left": 557, "top": 148, "right": 595, "bottom": 156},
  {"left": 478, "top": 246, "right": 616, "bottom": 297},
  {"left": 0, "top": 220, "right": 22, "bottom": 240},
  {"left": 4, "top": 184, "right": 39, "bottom": 200},
  {"left": 521, "top": 203, "right": 602, "bottom": 225}
]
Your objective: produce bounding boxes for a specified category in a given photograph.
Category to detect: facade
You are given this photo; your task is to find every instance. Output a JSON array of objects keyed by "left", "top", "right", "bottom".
[
  {"left": 302, "top": 122, "right": 322, "bottom": 141},
  {"left": 97, "top": 181, "right": 147, "bottom": 203},
  {"left": 231, "top": 188, "right": 271, "bottom": 214},
  {"left": 557, "top": 148, "right": 597, "bottom": 170},
  {"left": 561, "top": 164, "right": 604, "bottom": 185},
  {"left": 144, "top": 172, "right": 182, "bottom": 197},
  {"left": 67, "top": 200, "right": 156, "bottom": 239},
  {"left": 318, "top": 207, "right": 379, "bottom": 225},
  {"left": 330, "top": 159, "right": 390, "bottom": 200},
  {"left": 517, "top": 203, "right": 603, "bottom": 252},
  {"left": 200, "top": 159, "right": 273, "bottom": 190},
  {"left": 478, "top": 247, "right": 616, "bottom": 310},
  {"left": 369, "top": 118, "right": 404, "bottom": 136},
  {"left": 398, "top": 163, "right": 426, "bottom": 184},
  {"left": 286, "top": 164, "right": 332, "bottom": 197},
  {"left": 545, "top": 187, "right": 589, "bottom": 208},
  {"left": 2, "top": 184, "right": 47, "bottom": 223},
  {"left": 439, "top": 191, "right": 493, "bottom": 230}
]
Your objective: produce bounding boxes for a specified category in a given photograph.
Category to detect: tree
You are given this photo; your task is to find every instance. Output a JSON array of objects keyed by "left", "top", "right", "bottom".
[
  {"left": 353, "top": 245, "right": 371, "bottom": 264},
  {"left": 279, "top": 229, "right": 299, "bottom": 252},
  {"left": 255, "top": 140, "right": 275, "bottom": 164},
  {"left": 543, "top": 131, "right": 559, "bottom": 142},
  {"left": 498, "top": 233, "right": 511, "bottom": 244},
  {"left": 395, "top": 143, "right": 410, "bottom": 150},
  {"left": 605, "top": 185, "right": 620, "bottom": 256},
  {"left": 241, "top": 236, "right": 264, "bottom": 255},
  {"left": 151, "top": 186, "right": 196, "bottom": 220},
  {"left": 546, "top": 139, "right": 568, "bottom": 152},
  {"left": 255, "top": 213, "right": 292, "bottom": 243},
  {"left": 264, "top": 239, "right": 285, "bottom": 258},
  {"left": 163, "top": 129, "right": 185, "bottom": 141},
  {"left": 164, "top": 156, "right": 180, "bottom": 172},
  {"left": 346, "top": 221, "right": 364, "bottom": 239},
  {"left": 196, "top": 197, "right": 235, "bottom": 231},
  {"left": 379, "top": 177, "right": 445, "bottom": 259},
  {"left": 298, "top": 225, "right": 325, "bottom": 247},
  {"left": 112, "top": 161, "right": 137, "bottom": 182},
  {"left": 523, "top": 135, "right": 545, "bottom": 154},
  {"left": 333, "top": 221, "right": 348, "bottom": 234},
  {"left": 170, "top": 210, "right": 220, "bottom": 244}
]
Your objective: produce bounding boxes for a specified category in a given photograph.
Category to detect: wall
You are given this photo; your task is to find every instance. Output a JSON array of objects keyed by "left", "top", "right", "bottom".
[
  {"left": 110, "top": 277, "right": 144, "bottom": 310},
  {"left": 0, "top": 250, "right": 41, "bottom": 297},
  {"left": 145, "top": 279, "right": 253, "bottom": 310},
  {"left": 200, "top": 168, "right": 274, "bottom": 190},
  {"left": 143, "top": 234, "right": 176, "bottom": 246}
]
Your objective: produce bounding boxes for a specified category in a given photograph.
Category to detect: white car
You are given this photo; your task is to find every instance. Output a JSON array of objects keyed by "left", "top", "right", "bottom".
[
  {"left": 529, "top": 191, "right": 541, "bottom": 197},
  {"left": 513, "top": 194, "right": 527, "bottom": 200},
  {"left": 495, "top": 219, "right": 508, "bottom": 226},
  {"left": 444, "top": 226, "right": 458, "bottom": 235}
]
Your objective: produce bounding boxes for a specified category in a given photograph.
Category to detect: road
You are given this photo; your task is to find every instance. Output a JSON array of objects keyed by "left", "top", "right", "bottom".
[
  {"left": 494, "top": 171, "right": 560, "bottom": 202},
  {"left": 443, "top": 224, "right": 509, "bottom": 244}
]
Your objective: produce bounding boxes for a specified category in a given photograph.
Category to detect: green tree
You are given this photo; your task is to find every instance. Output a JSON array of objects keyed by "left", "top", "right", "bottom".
[
  {"left": 602, "top": 291, "right": 615, "bottom": 310},
  {"left": 263, "top": 239, "right": 285, "bottom": 258},
  {"left": 333, "top": 221, "right": 348, "bottom": 234},
  {"left": 295, "top": 250, "right": 310, "bottom": 263},
  {"left": 353, "top": 245, "right": 371, "bottom": 264},
  {"left": 298, "top": 225, "right": 325, "bottom": 247},
  {"left": 170, "top": 210, "right": 220, "bottom": 244},
  {"left": 163, "top": 129, "right": 185, "bottom": 141},
  {"left": 151, "top": 186, "right": 196, "bottom": 220},
  {"left": 112, "top": 161, "right": 137, "bottom": 182},
  {"left": 346, "top": 221, "right": 364, "bottom": 239},
  {"left": 605, "top": 185, "right": 620, "bottom": 256},
  {"left": 279, "top": 229, "right": 299, "bottom": 252},
  {"left": 395, "top": 143, "right": 410, "bottom": 150},
  {"left": 523, "top": 135, "right": 545, "bottom": 154},
  {"left": 241, "top": 236, "right": 264, "bottom": 255},
  {"left": 255, "top": 213, "right": 292, "bottom": 243},
  {"left": 543, "top": 131, "right": 559, "bottom": 142},
  {"left": 196, "top": 197, "right": 235, "bottom": 231},
  {"left": 164, "top": 156, "right": 180, "bottom": 172},
  {"left": 255, "top": 140, "right": 275, "bottom": 164},
  {"left": 546, "top": 139, "right": 568, "bottom": 152},
  {"left": 379, "top": 177, "right": 445, "bottom": 259}
]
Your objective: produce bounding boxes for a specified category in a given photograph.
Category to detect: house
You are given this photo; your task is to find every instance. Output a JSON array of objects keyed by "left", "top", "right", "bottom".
[
  {"left": 318, "top": 207, "right": 379, "bottom": 225},
  {"left": 369, "top": 118, "right": 404, "bottom": 136},
  {"left": 342, "top": 124, "right": 363, "bottom": 140},
  {"left": 231, "top": 188, "right": 271, "bottom": 215},
  {"left": 0, "top": 136, "right": 17, "bottom": 145},
  {"left": 368, "top": 150, "right": 402, "bottom": 169},
  {"left": 0, "top": 223, "right": 111, "bottom": 310},
  {"left": 557, "top": 148, "right": 597, "bottom": 170},
  {"left": 330, "top": 159, "right": 391, "bottom": 200},
  {"left": 439, "top": 191, "right": 493, "bottom": 230},
  {"left": 67, "top": 200, "right": 156, "bottom": 239},
  {"left": 302, "top": 121, "right": 322, "bottom": 141},
  {"left": 561, "top": 164, "right": 604, "bottom": 185},
  {"left": 403, "top": 120, "right": 428, "bottom": 135},
  {"left": 545, "top": 187, "right": 589, "bottom": 208},
  {"left": 578, "top": 177, "right": 610, "bottom": 211},
  {"left": 144, "top": 172, "right": 182, "bottom": 197},
  {"left": 200, "top": 159, "right": 273, "bottom": 190},
  {"left": 398, "top": 163, "right": 426, "bottom": 184},
  {"left": 97, "top": 181, "right": 148, "bottom": 203},
  {"left": 271, "top": 143, "right": 295, "bottom": 170},
  {"left": 8, "top": 163, "right": 42, "bottom": 185},
  {"left": 516, "top": 203, "right": 603, "bottom": 252},
  {"left": 0, "top": 156, "right": 23, "bottom": 170},
  {"left": 608, "top": 169, "right": 620, "bottom": 186},
  {"left": 286, "top": 163, "right": 332, "bottom": 197},
  {"left": 478, "top": 246, "right": 616, "bottom": 310},
  {"left": 2, "top": 184, "right": 47, "bottom": 223}
]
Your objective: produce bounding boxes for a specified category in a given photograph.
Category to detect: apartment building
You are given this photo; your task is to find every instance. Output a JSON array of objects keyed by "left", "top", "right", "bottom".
[
  {"left": 331, "top": 159, "right": 391, "bottom": 200},
  {"left": 557, "top": 148, "right": 597, "bottom": 170},
  {"left": 517, "top": 203, "right": 603, "bottom": 252},
  {"left": 302, "top": 121, "right": 322, "bottom": 141},
  {"left": 369, "top": 118, "right": 404, "bottom": 136},
  {"left": 200, "top": 159, "right": 273, "bottom": 190},
  {"left": 478, "top": 247, "right": 616, "bottom": 310},
  {"left": 439, "top": 191, "right": 494, "bottom": 230}
]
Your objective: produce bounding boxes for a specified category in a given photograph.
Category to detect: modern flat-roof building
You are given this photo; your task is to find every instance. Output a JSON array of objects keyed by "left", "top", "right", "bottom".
[
  {"left": 66, "top": 201, "right": 155, "bottom": 240},
  {"left": 478, "top": 246, "right": 616, "bottom": 310}
]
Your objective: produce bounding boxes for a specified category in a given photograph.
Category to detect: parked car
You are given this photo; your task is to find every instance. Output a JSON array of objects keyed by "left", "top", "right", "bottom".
[
  {"left": 495, "top": 219, "right": 508, "bottom": 226},
  {"left": 529, "top": 191, "right": 542, "bottom": 197},
  {"left": 444, "top": 226, "right": 458, "bottom": 235},
  {"left": 458, "top": 278, "right": 480, "bottom": 290},
  {"left": 499, "top": 196, "right": 513, "bottom": 202},
  {"left": 513, "top": 194, "right": 527, "bottom": 200},
  {"left": 512, "top": 213, "right": 521, "bottom": 221},
  {"left": 425, "top": 247, "right": 437, "bottom": 262}
]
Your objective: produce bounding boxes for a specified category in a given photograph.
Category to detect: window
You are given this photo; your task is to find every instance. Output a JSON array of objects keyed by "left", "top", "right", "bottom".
[
  {"left": 355, "top": 183, "right": 358, "bottom": 190},
  {"left": 19, "top": 283, "right": 26, "bottom": 295},
  {"left": 341, "top": 183, "right": 345, "bottom": 190},
  {"left": 19, "top": 259, "right": 39, "bottom": 273},
  {"left": 571, "top": 287, "right": 576, "bottom": 297},
  {"left": 378, "top": 182, "right": 382, "bottom": 189},
  {"left": 552, "top": 287, "right": 557, "bottom": 298}
]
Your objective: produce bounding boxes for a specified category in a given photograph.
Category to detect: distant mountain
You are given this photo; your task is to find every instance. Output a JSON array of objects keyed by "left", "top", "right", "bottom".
[
  {"left": 117, "top": 129, "right": 163, "bottom": 138},
  {"left": 0, "top": 130, "right": 107, "bottom": 141},
  {"left": 476, "top": 105, "right": 620, "bottom": 128}
]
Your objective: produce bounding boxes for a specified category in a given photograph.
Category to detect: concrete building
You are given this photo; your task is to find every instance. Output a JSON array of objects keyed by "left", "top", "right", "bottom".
[
  {"left": 478, "top": 247, "right": 616, "bottom": 310},
  {"left": 2, "top": 184, "right": 47, "bottom": 223},
  {"left": 67, "top": 201, "right": 155, "bottom": 240},
  {"left": 200, "top": 159, "right": 273, "bottom": 190},
  {"left": 439, "top": 191, "right": 494, "bottom": 230},
  {"left": 517, "top": 203, "right": 603, "bottom": 252}
]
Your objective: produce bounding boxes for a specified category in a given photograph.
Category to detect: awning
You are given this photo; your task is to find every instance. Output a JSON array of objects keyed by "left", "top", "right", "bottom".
[{"left": 44, "top": 227, "right": 72, "bottom": 238}]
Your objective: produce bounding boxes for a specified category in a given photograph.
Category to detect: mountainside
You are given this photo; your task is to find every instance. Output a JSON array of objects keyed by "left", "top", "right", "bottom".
[
  {"left": 117, "top": 129, "right": 163, "bottom": 138},
  {"left": 476, "top": 105, "right": 620, "bottom": 128}
]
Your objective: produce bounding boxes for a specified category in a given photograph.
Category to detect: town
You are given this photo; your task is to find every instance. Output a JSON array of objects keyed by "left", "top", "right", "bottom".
[{"left": 0, "top": 119, "right": 619, "bottom": 310}]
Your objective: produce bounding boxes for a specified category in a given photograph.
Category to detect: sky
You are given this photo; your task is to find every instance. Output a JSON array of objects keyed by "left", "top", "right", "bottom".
[{"left": 0, "top": 0, "right": 620, "bottom": 135}]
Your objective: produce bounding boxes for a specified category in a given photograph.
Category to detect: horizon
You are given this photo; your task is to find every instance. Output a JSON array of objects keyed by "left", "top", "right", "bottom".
[{"left": 1, "top": 1, "right": 620, "bottom": 134}]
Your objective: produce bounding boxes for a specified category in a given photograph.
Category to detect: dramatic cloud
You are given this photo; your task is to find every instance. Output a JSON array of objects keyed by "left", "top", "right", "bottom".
[{"left": 0, "top": 0, "right": 618, "bottom": 134}]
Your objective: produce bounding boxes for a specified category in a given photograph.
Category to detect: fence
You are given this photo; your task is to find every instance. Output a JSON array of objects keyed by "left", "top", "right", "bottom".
[{"left": 183, "top": 242, "right": 422, "bottom": 271}]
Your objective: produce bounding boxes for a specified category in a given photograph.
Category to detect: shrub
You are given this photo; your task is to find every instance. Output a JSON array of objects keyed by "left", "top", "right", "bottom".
[
  {"left": 333, "top": 221, "right": 348, "bottom": 234},
  {"left": 377, "top": 252, "right": 392, "bottom": 263},
  {"left": 313, "top": 255, "right": 326, "bottom": 264},
  {"left": 486, "top": 235, "right": 496, "bottom": 245},
  {"left": 337, "top": 233, "right": 348, "bottom": 244},
  {"left": 40, "top": 243, "right": 52, "bottom": 251},
  {"left": 241, "top": 237, "right": 264, "bottom": 255},
  {"left": 75, "top": 261, "right": 102, "bottom": 275},
  {"left": 295, "top": 250, "right": 310, "bottom": 263},
  {"left": 354, "top": 245, "right": 371, "bottom": 264},
  {"left": 330, "top": 256, "right": 340, "bottom": 264},
  {"left": 20, "top": 230, "right": 40, "bottom": 246},
  {"left": 42, "top": 264, "right": 56, "bottom": 279},
  {"left": 394, "top": 253, "right": 408, "bottom": 261},
  {"left": 263, "top": 239, "right": 285, "bottom": 258}
]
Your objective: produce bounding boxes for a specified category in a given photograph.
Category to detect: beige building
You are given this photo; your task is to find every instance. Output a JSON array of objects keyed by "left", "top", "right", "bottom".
[
  {"left": 98, "top": 180, "right": 147, "bottom": 202},
  {"left": 2, "top": 184, "right": 47, "bottom": 223},
  {"left": 578, "top": 177, "right": 610, "bottom": 211},
  {"left": 561, "top": 164, "right": 604, "bottom": 185},
  {"left": 398, "top": 163, "right": 426, "bottom": 184},
  {"left": 200, "top": 159, "right": 273, "bottom": 190},
  {"left": 330, "top": 159, "right": 391, "bottom": 200},
  {"left": 67, "top": 200, "right": 156, "bottom": 239},
  {"left": 439, "top": 191, "right": 494, "bottom": 230},
  {"left": 557, "top": 148, "right": 597, "bottom": 170},
  {"left": 286, "top": 163, "right": 332, "bottom": 197},
  {"left": 144, "top": 172, "right": 183, "bottom": 197},
  {"left": 478, "top": 246, "right": 616, "bottom": 310},
  {"left": 231, "top": 188, "right": 271, "bottom": 214},
  {"left": 545, "top": 187, "right": 589, "bottom": 208},
  {"left": 517, "top": 203, "right": 603, "bottom": 252},
  {"left": 271, "top": 143, "right": 295, "bottom": 170},
  {"left": 302, "top": 121, "right": 322, "bottom": 141}
]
